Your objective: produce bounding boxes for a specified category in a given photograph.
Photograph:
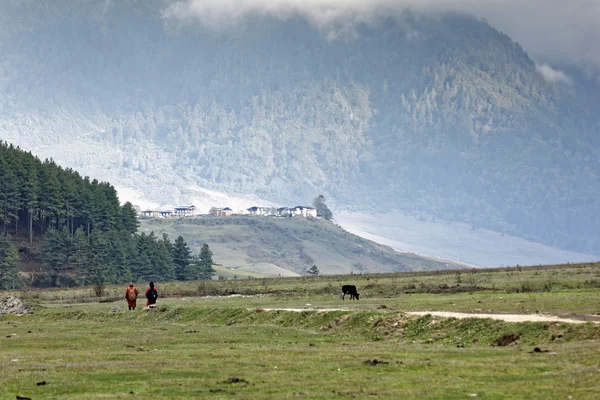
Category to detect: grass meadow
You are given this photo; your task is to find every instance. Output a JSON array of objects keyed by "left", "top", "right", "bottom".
[{"left": 1, "top": 262, "right": 600, "bottom": 399}]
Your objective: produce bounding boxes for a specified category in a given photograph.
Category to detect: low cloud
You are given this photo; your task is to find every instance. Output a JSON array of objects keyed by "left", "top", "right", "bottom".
[
  {"left": 163, "top": 0, "right": 600, "bottom": 67},
  {"left": 536, "top": 63, "right": 571, "bottom": 84},
  {"left": 162, "top": 0, "right": 387, "bottom": 29}
]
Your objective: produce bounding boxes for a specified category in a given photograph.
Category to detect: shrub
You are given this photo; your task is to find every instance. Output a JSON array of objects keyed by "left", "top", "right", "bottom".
[{"left": 93, "top": 283, "right": 106, "bottom": 298}]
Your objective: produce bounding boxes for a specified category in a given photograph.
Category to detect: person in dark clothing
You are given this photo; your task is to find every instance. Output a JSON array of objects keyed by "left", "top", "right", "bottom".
[{"left": 145, "top": 281, "right": 158, "bottom": 306}]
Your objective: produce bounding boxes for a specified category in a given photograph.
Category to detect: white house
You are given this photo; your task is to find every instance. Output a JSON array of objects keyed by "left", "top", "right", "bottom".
[
  {"left": 215, "top": 207, "right": 233, "bottom": 216},
  {"left": 277, "top": 207, "right": 292, "bottom": 217},
  {"left": 291, "top": 206, "right": 317, "bottom": 218},
  {"left": 247, "top": 206, "right": 268, "bottom": 216},
  {"left": 174, "top": 205, "right": 196, "bottom": 217}
]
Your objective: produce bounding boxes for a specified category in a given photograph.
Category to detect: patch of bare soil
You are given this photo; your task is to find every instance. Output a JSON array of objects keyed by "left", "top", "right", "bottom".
[
  {"left": 259, "top": 307, "right": 352, "bottom": 312},
  {"left": 363, "top": 359, "right": 389, "bottom": 366},
  {"left": 0, "top": 296, "right": 29, "bottom": 315},
  {"left": 257, "top": 308, "right": 598, "bottom": 325},
  {"left": 226, "top": 377, "right": 249, "bottom": 384},
  {"left": 407, "top": 311, "right": 599, "bottom": 324},
  {"left": 493, "top": 333, "right": 520, "bottom": 347},
  {"left": 417, "top": 284, "right": 490, "bottom": 294}
]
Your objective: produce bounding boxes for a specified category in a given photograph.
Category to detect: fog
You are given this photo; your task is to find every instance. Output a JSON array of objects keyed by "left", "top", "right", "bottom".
[{"left": 163, "top": 0, "right": 600, "bottom": 67}]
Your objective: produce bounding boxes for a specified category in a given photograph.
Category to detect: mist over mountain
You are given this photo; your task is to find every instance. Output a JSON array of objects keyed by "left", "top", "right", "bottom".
[{"left": 1, "top": 0, "right": 599, "bottom": 255}]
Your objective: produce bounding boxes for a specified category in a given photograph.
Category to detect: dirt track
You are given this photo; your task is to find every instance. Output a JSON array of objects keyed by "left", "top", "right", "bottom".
[
  {"left": 259, "top": 308, "right": 599, "bottom": 324},
  {"left": 406, "top": 311, "right": 599, "bottom": 324}
]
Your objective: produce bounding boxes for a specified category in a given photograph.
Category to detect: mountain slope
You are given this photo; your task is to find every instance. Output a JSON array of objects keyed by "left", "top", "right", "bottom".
[
  {"left": 1, "top": 1, "right": 599, "bottom": 254},
  {"left": 337, "top": 211, "right": 597, "bottom": 268},
  {"left": 138, "top": 216, "right": 462, "bottom": 275}
]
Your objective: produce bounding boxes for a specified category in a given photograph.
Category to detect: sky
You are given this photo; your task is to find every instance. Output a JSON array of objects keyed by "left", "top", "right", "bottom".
[{"left": 163, "top": 0, "right": 600, "bottom": 68}]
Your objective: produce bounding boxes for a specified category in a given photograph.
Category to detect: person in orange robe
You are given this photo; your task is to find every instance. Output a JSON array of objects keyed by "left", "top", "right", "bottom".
[{"left": 125, "top": 282, "right": 139, "bottom": 310}]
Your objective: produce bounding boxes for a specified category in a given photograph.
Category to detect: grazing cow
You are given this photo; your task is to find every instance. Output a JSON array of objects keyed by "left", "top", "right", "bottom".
[{"left": 341, "top": 285, "right": 360, "bottom": 300}]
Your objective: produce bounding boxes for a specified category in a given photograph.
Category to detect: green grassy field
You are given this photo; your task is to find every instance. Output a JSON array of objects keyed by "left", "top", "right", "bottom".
[{"left": 2, "top": 263, "right": 600, "bottom": 399}]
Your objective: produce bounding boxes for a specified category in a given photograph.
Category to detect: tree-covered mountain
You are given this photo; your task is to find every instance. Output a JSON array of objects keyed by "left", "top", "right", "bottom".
[
  {"left": 1, "top": 1, "right": 599, "bottom": 254},
  {"left": 0, "top": 141, "right": 211, "bottom": 288}
]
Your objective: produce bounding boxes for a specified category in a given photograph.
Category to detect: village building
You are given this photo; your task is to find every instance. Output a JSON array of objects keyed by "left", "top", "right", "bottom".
[
  {"left": 174, "top": 205, "right": 196, "bottom": 217},
  {"left": 247, "top": 206, "right": 268, "bottom": 216},
  {"left": 141, "top": 210, "right": 161, "bottom": 218},
  {"left": 215, "top": 207, "right": 233, "bottom": 217},
  {"left": 141, "top": 203, "right": 318, "bottom": 219},
  {"left": 139, "top": 205, "right": 197, "bottom": 219},
  {"left": 276, "top": 207, "right": 292, "bottom": 217},
  {"left": 291, "top": 206, "right": 318, "bottom": 218}
]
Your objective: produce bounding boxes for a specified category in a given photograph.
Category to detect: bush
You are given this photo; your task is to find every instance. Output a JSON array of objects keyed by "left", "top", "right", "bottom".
[{"left": 94, "top": 283, "right": 106, "bottom": 298}]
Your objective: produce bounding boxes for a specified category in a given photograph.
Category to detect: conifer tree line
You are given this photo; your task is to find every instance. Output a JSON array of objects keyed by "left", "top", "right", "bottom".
[{"left": 0, "top": 141, "right": 214, "bottom": 289}]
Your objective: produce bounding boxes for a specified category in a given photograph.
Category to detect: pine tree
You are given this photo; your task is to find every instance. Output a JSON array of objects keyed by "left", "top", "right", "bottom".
[
  {"left": 198, "top": 243, "right": 215, "bottom": 280},
  {"left": 7, "top": 157, "right": 24, "bottom": 236},
  {"left": 155, "top": 233, "right": 175, "bottom": 281},
  {"left": 0, "top": 163, "right": 20, "bottom": 234},
  {"left": 111, "top": 231, "right": 133, "bottom": 283},
  {"left": 89, "top": 230, "right": 116, "bottom": 284},
  {"left": 135, "top": 251, "right": 152, "bottom": 282},
  {"left": 173, "top": 235, "right": 192, "bottom": 280},
  {"left": 89, "top": 182, "right": 121, "bottom": 232},
  {"left": 161, "top": 233, "right": 173, "bottom": 256},
  {"left": 61, "top": 174, "right": 78, "bottom": 234},
  {"left": 0, "top": 233, "right": 19, "bottom": 289},
  {"left": 22, "top": 161, "right": 39, "bottom": 245},
  {"left": 307, "top": 264, "right": 320, "bottom": 276},
  {"left": 89, "top": 180, "right": 109, "bottom": 232},
  {"left": 70, "top": 228, "right": 91, "bottom": 285},
  {"left": 41, "top": 228, "right": 69, "bottom": 287},
  {"left": 120, "top": 202, "right": 140, "bottom": 235},
  {"left": 77, "top": 178, "right": 92, "bottom": 237},
  {"left": 38, "top": 163, "right": 63, "bottom": 232},
  {"left": 184, "top": 254, "right": 201, "bottom": 281},
  {"left": 133, "top": 233, "right": 151, "bottom": 281}
]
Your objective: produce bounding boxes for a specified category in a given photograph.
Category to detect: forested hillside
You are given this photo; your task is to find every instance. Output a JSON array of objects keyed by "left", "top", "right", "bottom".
[
  {"left": 0, "top": 141, "right": 211, "bottom": 289},
  {"left": 1, "top": 1, "right": 599, "bottom": 253}
]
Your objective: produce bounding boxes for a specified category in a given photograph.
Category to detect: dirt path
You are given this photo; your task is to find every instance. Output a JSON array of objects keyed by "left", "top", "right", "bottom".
[
  {"left": 260, "top": 307, "right": 353, "bottom": 313},
  {"left": 406, "top": 311, "right": 599, "bottom": 324},
  {"left": 258, "top": 307, "right": 599, "bottom": 324}
]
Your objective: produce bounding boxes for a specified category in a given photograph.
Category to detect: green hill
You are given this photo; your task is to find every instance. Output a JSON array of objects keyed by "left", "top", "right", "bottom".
[{"left": 138, "top": 216, "right": 461, "bottom": 276}]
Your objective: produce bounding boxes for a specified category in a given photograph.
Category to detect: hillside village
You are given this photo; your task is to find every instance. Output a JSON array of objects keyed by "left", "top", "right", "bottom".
[{"left": 139, "top": 205, "right": 319, "bottom": 219}]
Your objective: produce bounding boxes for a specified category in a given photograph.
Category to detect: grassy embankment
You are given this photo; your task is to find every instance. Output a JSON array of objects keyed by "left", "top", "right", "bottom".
[{"left": 2, "top": 262, "right": 600, "bottom": 399}]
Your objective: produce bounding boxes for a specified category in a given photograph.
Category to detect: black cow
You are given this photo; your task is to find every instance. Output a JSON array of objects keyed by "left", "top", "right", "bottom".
[{"left": 341, "top": 285, "right": 360, "bottom": 300}]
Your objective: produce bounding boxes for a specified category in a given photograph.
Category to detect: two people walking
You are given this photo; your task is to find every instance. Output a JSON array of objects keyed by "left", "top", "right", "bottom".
[{"left": 125, "top": 282, "right": 158, "bottom": 310}]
